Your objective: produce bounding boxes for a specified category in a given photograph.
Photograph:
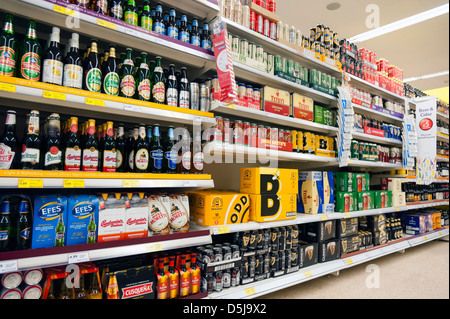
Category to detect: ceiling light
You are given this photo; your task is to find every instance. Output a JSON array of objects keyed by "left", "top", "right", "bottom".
[
  {"left": 349, "top": 3, "right": 449, "bottom": 43},
  {"left": 404, "top": 70, "right": 450, "bottom": 83},
  {"left": 326, "top": 3, "right": 341, "bottom": 11}
]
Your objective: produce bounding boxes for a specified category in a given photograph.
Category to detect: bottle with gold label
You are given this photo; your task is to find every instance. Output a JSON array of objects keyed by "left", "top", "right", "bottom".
[
  {"left": 120, "top": 48, "right": 135, "bottom": 98},
  {"left": 152, "top": 56, "right": 165, "bottom": 103},
  {"left": 74, "top": 274, "right": 88, "bottom": 299},
  {"left": 156, "top": 258, "right": 169, "bottom": 299},
  {"left": 58, "top": 277, "right": 73, "bottom": 299},
  {"left": 135, "top": 52, "right": 151, "bottom": 101},
  {"left": 42, "top": 27, "right": 63, "bottom": 85},
  {"left": 168, "top": 255, "right": 179, "bottom": 299},
  {"left": 106, "top": 273, "right": 119, "bottom": 299},
  {"left": 178, "top": 255, "right": 191, "bottom": 297},
  {"left": 102, "top": 44, "right": 119, "bottom": 96},
  {"left": 83, "top": 39, "right": 102, "bottom": 92},
  {"left": 63, "top": 33, "right": 83, "bottom": 89},
  {"left": 189, "top": 253, "right": 201, "bottom": 295}
]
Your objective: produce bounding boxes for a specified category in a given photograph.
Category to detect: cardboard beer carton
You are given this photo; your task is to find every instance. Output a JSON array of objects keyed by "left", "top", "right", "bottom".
[
  {"left": 335, "top": 192, "right": 358, "bottom": 213},
  {"left": 318, "top": 239, "right": 341, "bottom": 263},
  {"left": 240, "top": 167, "right": 298, "bottom": 195},
  {"left": 166, "top": 194, "right": 190, "bottom": 234},
  {"left": 336, "top": 218, "right": 359, "bottom": 238},
  {"left": 66, "top": 195, "right": 99, "bottom": 246},
  {"left": 261, "top": 86, "right": 291, "bottom": 116},
  {"left": 290, "top": 93, "right": 314, "bottom": 121},
  {"left": 249, "top": 193, "right": 297, "bottom": 223},
  {"left": 340, "top": 235, "right": 360, "bottom": 255},
  {"left": 404, "top": 214, "right": 426, "bottom": 235},
  {"left": 97, "top": 193, "right": 127, "bottom": 242},
  {"left": 32, "top": 195, "right": 68, "bottom": 249},
  {"left": 298, "top": 241, "right": 318, "bottom": 269},
  {"left": 124, "top": 193, "right": 149, "bottom": 240},
  {"left": 148, "top": 195, "right": 170, "bottom": 236},
  {"left": 300, "top": 220, "right": 337, "bottom": 242},
  {"left": 112, "top": 265, "right": 156, "bottom": 299},
  {"left": 298, "top": 171, "right": 334, "bottom": 214}
]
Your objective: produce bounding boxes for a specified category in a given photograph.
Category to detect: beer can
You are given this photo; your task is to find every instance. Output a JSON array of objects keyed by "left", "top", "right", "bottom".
[
  {"left": 1, "top": 272, "right": 23, "bottom": 289},
  {"left": 265, "top": 125, "right": 271, "bottom": 144},
  {"left": 249, "top": 255, "right": 256, "bottom": 278},
  {"left": 252, "top": 88, "right": 261, "bottom": 104},
  {"left": 294, "top": 62, "right": 300, "bottom": 78},
  {"left": 270, "top": 127, "right": 279, "bottom": 143},
  {"left": 22, "top": 284, "right": 42, "bottom": 299},
  {"left": 278, "top": 227, "right": 286, "bottom": 251},
  {"left": 231, "top": 244, "right": 240, "bottom": 259},
  {"left": 320, "top": 44, "right": 325, "bottom": 56},
  {"left": 303, "top": 67, "right": 309, "bottom": 83},
  {"left": 223, "top": 269, "right": 231, "bottom": 289},
  {"left": 255, "top": 254, "right": 264, "bottom": 275},
  {"left": 324, "top": 26, "right": 332, "bottom": 46},
  {"left": 243, "top": 122, "right": 251, "bottom": 146},
  {"left": 202, "top": 249, "right": 214, "bottom": 264},
  {"left": 256, "top": 45, "right": 264, "bottom": 62},
  {"left": 287, "top": 60, "right": 294, "bottom": 76},
  {"left": 232, "top": 35, "right": 240, "bottom": 53},
  {"left": 263, "top": 229, "right": 271, "bottom": 249},
  {"left": 256, "top": 14, "right": 264, "bottom": 34},
  {"left": 256, "top": 229, "right": 263, "bottom": 249},
  {"left": 285, "top": 226, "right": 292, "bottom": 250},
  {"left": 280, "top": 57, "right": 287, "bottom": 73},
  {"left": 190, "top": 82, "right": 200, "bottom": 110},
  {"left": 0, "top": 288, "right": 21, "bottom": 299},
  {"left": 291, "top": 225, "right": 299, "bottom": 247},
  {"left": 23, "top": 269, "right": 44, "bottom": 286},
  {"left": 263, "top": 18, "right": 270, "bottom": 37},
  {"left": 233, "top": 120, "right": 244, "bottom": 145},
  {"left": 245, "top": 85, "right": 253, "bottom": 102},
  {"left": 231, "top": 267, "right": 240, "bottom": 287},
  {"left": 214, "top": 271, "right": 223, "bottom": 292},
  {"left": 257, "top": 124, "right": 266, "bottom": 139},
  {"left": 270, "top": 251, "right": 279, "bottom": 272},
  {"left": 302, "top": 36, "right": 310, "bottom": 49},
  {"left": 275, "top": 55, "right": 283, "bottom": 73},
  {"left": 333, "top": 32, "right": 339, "bottom": 49},
  {"left": 271, "top": 228, "right": 279, "bottom": 252},
  {"left": 314, "top": 41, "right": 321, "bottom": 54},
  {"left": 270, "top": 21, "right": 277, "bottom": 40},
  {"left": 213, "top": 246, "right": 223, "bottom": 262},
  {"left": 240, "top": 38, "right": 248, "bottom": 57},
  {"left": 251, "top": 123, "right": 258, "bottom": 147},
  {"left": 250, "top": 10, "right": 256, "bottom": 31},
  {"left": 304, "top": 132, "right": 316, "bottom": 154},
  {"left": 310, "top": 69, "right": 318, "bottom": 85},
  {"left": 266, "top": 53, "right": 274, "bottom": 74},
  {"left": 291, "top": 248, "right": 298, "bottom": 267},
  {"left": 200, "top": 83, "right": 210, "bottom": 112},
  {"left": 239, "top": 231, "right": 250, "bottom": 250},
  {"left": 242, "top": 5, "right": 251, "bottom": 28},
  {"left": 248, "top": 42, "right": 256, "bottom": 59},
  {"left": 238, "top": 83, "right": 246, "bottom": 99},
  {"left": 223, "top": 118, "right": 231, "bottom": 144},
  {"left": 278, "top": 129, "right": 285, "bottom": 142},
  {"left": 310, "top": 28, "right": 316, "bottom": 42},
  {"left": 297, "top": 131, "right": 304, "bottom": 152},
  {"left": 284, "top": 130, "right": 291, "bottom": 143},
  {"left": 202, "top": 272, "right": 213, "bottom": 293},
  {"left": 291, "top": 130, "right": 298, "bottom": 151}
]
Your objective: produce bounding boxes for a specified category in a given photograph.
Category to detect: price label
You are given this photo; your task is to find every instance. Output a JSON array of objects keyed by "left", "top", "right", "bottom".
[
  {"left": 344, "top": 213, "right": 351, "bottom": 218},
  {"left": 320, "top": 215, "right": 328, "bottom": 221},
  {"left": 225, "top": 104, "right": 237, "bottom": 110},
  {"left": 85, "top": 97, "right": 105, "bottom": 107},
  {"left": 424, "top": 235, "right": 428, "bottom": 240},
  {"left": 53, "top": 4, "right": 75, "bottom": 16},
  {"left": 124, "top": 104, "right": 142, "bottom": 113},
  {"left": 304, "top": 271, "right": 313, "bottom": 278},
  {"left": 217, "top": 226, "right": 230, "bottom": 235},
  {"left": 43, "top": 91, "right": 66, "bottom": 101},
  {"left": 18, "top": 179, "right": 43, "bottom": 188},
  {"left": 0, "top": 260, "right": 18, "bottom": 274},
  {"left": 97, "top": 19, "right": 116, "bottom": 30},
  {"left": 68, "top": 252, "right": 90, "bottom": 264},
  {"left": 122, "top": 180, "right": 141, "bottom": 188},
  {"left": 63, "top": 179, "right": 85, "bottom": 188},
  {"left": 346, "top": 259, "right": 353, "bottom": 265},
  {"left": 244, "top": 287, "right": 257, "bottom": 297},
  {"left": 146, "top": 243, "right": 162, "bottom": 253},
  {"left": 0, "top": 83, "right": 16, "bottom": 93}
]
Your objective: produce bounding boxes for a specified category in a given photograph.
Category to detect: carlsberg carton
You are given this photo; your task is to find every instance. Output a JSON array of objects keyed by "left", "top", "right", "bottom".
[{"left": 66, "top": 195, "right": 99, "bottom": 246}]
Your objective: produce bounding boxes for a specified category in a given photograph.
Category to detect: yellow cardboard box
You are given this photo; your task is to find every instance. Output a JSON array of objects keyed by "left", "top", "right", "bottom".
[
  {"left": 240, "top": 167, "right": 298, "bottom": 195},
  {"left": 249, "top": 193, "right": 297, "bottom": 223}
]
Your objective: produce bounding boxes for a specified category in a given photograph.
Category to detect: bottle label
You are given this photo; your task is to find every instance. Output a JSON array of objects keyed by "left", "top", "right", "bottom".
[
  {"left": 166, "top": 88, "right": 178, "bottom": 107},
  {"left": 116, "top": 150, "right": 123, "bottom": 169},
  {"left": 64, "top": 146, "right": 81, "bottom": 171},
  {"left": 82, "top": 148, "right": 99, "bottom": 171},
  {"left": 179, "top": 31, "right": 190, "bottom": 43},
  {"left": 138, "top": 79, "right": 151, "bottom": 101},
  {"left": 0, "top": 143, "right": 14, "bottom": 169},
  {"left": 0, "top": 46, "right": 16, "bottom": 76},
  {"left": 45, "top": 146, "right": 62, "bottom": 166},
  {"left": 86, "top": 68, "right": 102, "bottom": 92},
  {"left": 21, "top": 52, "right": 41, "bottom": 81},
  {"left": 63, "top": 64, "right": 83, "bottom": 89},
  {"left": 141, "top": 16, "right": 153, "bottom": 30},
  {"left": 20, "top": 227, "right": 31, "bottom": 240},
  {"left": 42, "top": 59, "right": 63, "bottom": 85},
  {"left": 193, "top": 152, "right": 204, "bottom": 171},
  {"left": 168, "top": 27, "right": 179, "bottom": 39},
  {"left": 103, "top": 72, "right": 120, "bottom": 96},
  {"left": 179, "top": 90, "right": 190, "bottom": 108},
  {"left": 153, "top": 82, "right": 165, "bottom": 103},
  {"left": 182, "top": 151, "right": 191, "bottom": 170},
  {"left": 124, "top": 11, "right": 138, "bottom": 26},
  {"left": 151, "top": 149, "right": 163, "bottom": 170},
  {"left": 103, "top": 149, "right": 117, "bottom": 172},
  {"left": 164, "top": 150, "right": 177, "bottom": 170},
  {"left": 121, "top": 74, "right": 136, "bottom": 97},
  {"left": 128, "top": 150, "right": 134, "bottom": 170},
  {"left": 154, "top": 22, "right": 164, "bottom": 35},
  {"left": 21, "top": 146, "right": 40, "bottom": 164},
  {"left": 191, "top": 36, "right": 201, "bottom": 47},
  {"left": 111, "top": 4, "right": 123, "bottom": 19},
  {"left": 97, "top": 0, "right": 108, "bottom": 13},
  {"left": 0, "top": 230, "right": 8, "bottom": 241},
  {"left": 135, "top": 148, "right": 149, "bottom": 170},
  {"left": 201, "top": 39, "right": 212, "bottom": 50}
]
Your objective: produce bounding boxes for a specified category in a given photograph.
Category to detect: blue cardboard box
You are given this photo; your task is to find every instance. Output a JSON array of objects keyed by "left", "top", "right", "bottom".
[
  {"left": 404, "top": 214, "right": 426, "bottom": 235},
  {"left": 66, "top": 195, "right": 99, "bottom": 246},
  {"left": 298, "top": 171, "right": 335, "bottom": 214},
  {"left": 32, "top": 195, "right": 68, "bottom": 249}
]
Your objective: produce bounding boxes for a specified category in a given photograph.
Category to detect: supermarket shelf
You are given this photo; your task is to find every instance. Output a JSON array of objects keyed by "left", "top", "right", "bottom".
[
  {"left": 3, "top": 0, "right": 215, "bottom": 68},
  {"left": 437, "top": 111, "right": 449, "bottom": 123},
  {"left": 352, "top": 131, "right": 403, "bottom": 146},
  {"left": 222, "top": 17, "right": 342, "bottom": 77},
  {"left": 346, "top": 159, "right": 403, "bottom": 172},
  {"left": 373, "top": 174, "right": 449, "bottom": 184},
  {"left": 437, "top": 155, "right": 449, "bottom": 163},
  {"left": 437, "top": 133, "right": 449, "bottom": 142},
  {"left": 210, "top": 101, "right": 339, "bottom": 135},
  {"left": 406, "top": 199, "right": 449, "bottom": 209},
  {"left": 232, "top": 61, "right": 338, "bottom": 106},
  {"left": 0, "top": 76, "right": 216, "bottom": 129},
  {"left": 352, "top": 103, "right": 404, "bottom": 124},
  {"left": 0, "top": 170, "right": 215, "bottom": 190},
  {"left": 347, "top": 74, "right": 406, "bottom": 104},
  {"left": 161, "top": 0, "right": 220, "bottom": 21},
  {"left": 0, "top": 229, "right": 212, "bottom": 272},
  {"left": 206, "top": 227, "right": 449, "bottom": 299}
]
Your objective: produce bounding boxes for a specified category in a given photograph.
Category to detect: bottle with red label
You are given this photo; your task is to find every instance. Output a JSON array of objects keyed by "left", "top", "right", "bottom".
[
  {"left": 120, "top": 48, "right": 136, "bottom": 98},
  {"left": 82, "top": 119, "right": 100, "bottom": 172},
  {"left": 102, "top": 121, "right": 117, "bottom": 172},
  {"left": 135, "top": 52, "right": 151, "bottom": 101},
  {"left": 168, "top": 255, "right": 179, "bottom": 299},
  {"left": 156, "top": 258, "right": 169, "bottom": 299},
  {"left": 178, "top": 255, "right": 191, "bottom": 297},
  {"left": 19, "top": 19, "right": 41, "bottom": 82},
  {"left": 63, "top": 117, "right": 81, "bottom": 171},
  {"left": 0, "top": 13, "right": 17, "bottom": 77},
  {"left": 43, "top": 113, "right": 62, "bottom": 171},
  {"left": 152, "top": 56, "right": 165, "bottom": 104},
  {"left": 189, "top": 253, "right": 201, "bottom": 295}
]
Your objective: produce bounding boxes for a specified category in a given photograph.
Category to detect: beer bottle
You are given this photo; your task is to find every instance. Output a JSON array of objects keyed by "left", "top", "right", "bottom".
[
  {"left": 117, "top": 52, "right": 125, "bottom": 75},
  {"left": 146, "top": 125, "right": 153, "bottom": 146},
  {"left": 149, "top": 124, "right": 163, "bottom": 173},
  {"left": 167, "top": 9, "right": 178, "bottom": 39},
  {"left": 0, "top": 110, "right": 19, "bottom": 170},
  {"left": 124, "top": 0, "right": 138, "bottom": 26},
  {"left": 19, "top": 20, "right": 41, "bottom": 81},
  {"left": 153, "top": 4, "right": 164, "bottom": 34},
  {"left": 91, "top": 0, "right": 108, "bottom": 15},
  {"left": 74, "top": 1, "right": 90, "bottom": 8},
  {"left": 134, "top": 124, "right": 149, "bottom": 173},
  {"left": 178, "top": 129, "right": 191, "bottom": 174},
  {"left": 135, "top": 52, "right": 151, "bottom": 101},
  {"left": 97, "top": 124, "right": 104, "bottom": 172},
  {"left": 201, "top": 23, "right": 212, "bottom": 50},
  {"left": 178, "top": 255, "right": 191, "bottom": 297},
  {"left": 152, "top": 56, "right": 165, "bottom": 104},
  {"left": 163, "top": 11, "right": 169, "bottom": 34},
  {"left": 63, "top": 117, "right": 81, "bottom": 171},
  {"left": 42, "top": 27, "right": 63, "bottom": 86},
  {"left": 83, "top": 39, "right": 102, "bottom": 93},
  {"left": 168, "top": 255, "right": 179, "bottom": 299},
  {"left": 156, "top": 258, "right": 169, "bottom": 299},
  {"left": 0, "top": 200, "right": 11, "bottom": 252},
  {"left": 140, "top": 0, "right": 152, "bottom": 30},
  {"left": 165, "top": 64, "right": 178, "bottom": 107},
  {"left": 102, "top": 45, "right": 119, "bottom": 96},
  {"left": 163, "top": 126, "right": 177, "bottom": 174},
  {"left": 63, "top": 33, "right": 83, "bottom": 89},
  {"left": 16, "top": 200, "right": 31, "bottom": 251},
  {"left": 0, "top": 13, "right": 17, "bottom": 77},
  {"left": 127, "top": 126, "right": 138, "bottom": 172},
  {"left": 189, "top": 253, "right": 201, "bottom": 294},
  {"left": 21, "top": 110, "right": 41, "bottom": 170},
  {"left": 74, "top": 274, "right": 88, "bottom": 299},
  {"left": 120, "top": 48, "right": 135, "bottom": 98},
  {"left": 87, "top": 213, "right": 97, "bottom": 244},
  {"left": 82, "top": 119, "right": 100, "bottom": 172},
  {"left": 87, "top": 272, "right": 102, "bottom": 299},
  {"left": 43, "top": 114, "right": 62, "bottom": 171},
  {"left": 55, "top": 213, "right": 65, "bottom": 247},
  {"left": 190, "top": 19, "right": 201, "bottom": 47},
  {"left": 102, "top": 121, "right": 117, "bottom": 172},
  {"left": 133, "top": 55, "right": 141, "bottom": 77},
  {"left": 58, "top": 278, "right": 72, "bottom": 299},
  {"left": 191, "top": 129, "right": 204, "bottom": 174},
  {"left": 46, "top": 279, "right": 57, "bottom": 299},
  {"left": 109, "top": 0, "right": 124, "bottom": 20},
  {"left": 107, "top": 273, "right": 119, "bottom": 299},
  {"left": 115, "top": 124, "right": 127, "bottom": 172},
  {"left": 179, "top": 14, "right": 190, "bottom": 43},
  {"left": 179, "top": 67, "right": 190, "bottom": 109}
]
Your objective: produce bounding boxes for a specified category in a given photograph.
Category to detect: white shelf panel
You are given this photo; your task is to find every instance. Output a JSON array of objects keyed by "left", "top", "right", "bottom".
[
  {"left": 352, "top": 103, "right": 405, "bottom": 124},
  {"left": 348, "top": 74, "right": 406, "bottom": 104},
  {"left": 352, "top": 131, "right": 403, "bottom": 146},
  {"left": 346, "top": 159, "right": 403, "bottom": 171}
]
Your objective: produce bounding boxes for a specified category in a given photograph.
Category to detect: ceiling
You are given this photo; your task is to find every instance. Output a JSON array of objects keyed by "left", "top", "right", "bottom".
[{"left": 277, "top": 0, "right": 449, "bottom": 95}]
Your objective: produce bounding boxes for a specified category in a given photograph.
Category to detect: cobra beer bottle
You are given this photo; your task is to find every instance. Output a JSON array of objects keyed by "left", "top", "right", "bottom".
[
  {"left": 134, "top": 124, "right": 149, "bottom": 173},
  {"left": 0, "top": 110, "right": 19, "bottom": 169},
  {"left": 166, "top": 64, "right": 178, "bottom": 107},
  {"left": 135, "top": 52, "right": 151, "bottom": 101},
  {"left": 63, "top": 33, "right": 83, "bottom": 89},
  {"left": 83, "top": 39, "right": 102, "bottom": 93},
  {"left": 152, "top": 56, "right": 165, "bottom": 104},
  {"left": 102, "top": 121, "right": 117, "bottom": 172},
  {"left": 120, "top": 48, "right": 135, "bottom": 98},
  {"left": 16, "top": 200, "right": 32, "bottom": 251},
  {"left": 163, "top": 126, "right": 177, "bottom": 174},
  {"left": 19, "top": 20, "right": 41, "bottom": 81},
  {"left": 21, "top": 110, "right": 41, "bottom": 170},
  {"left": 42, "top": 27, "right": 63, "bottom": 85},
  {"left": 149, "top": 124, "right": 163, "bottom": 173},
  {"left": 43, "top": 114, "right": 62, "bottom": 171},
  {"left": 82, "top": 119, "right": 100, "bottom": 172},
  {"left": 115, "top": 124, "right": 127, "bottom": 172},
  {"left": 0, "top": 13, "right": 17, "bottom": 77}
]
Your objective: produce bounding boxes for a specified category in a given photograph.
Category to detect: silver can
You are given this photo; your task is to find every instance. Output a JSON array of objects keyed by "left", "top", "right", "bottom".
[
  {"left": 190, "top": 82, "right": 200, "bottom": 110},
  {"left": 200, "top": 83, "right": 210, "bottom": 112}
]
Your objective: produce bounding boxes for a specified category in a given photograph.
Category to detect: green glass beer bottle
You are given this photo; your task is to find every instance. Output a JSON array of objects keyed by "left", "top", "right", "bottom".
[
  {"left": 120, "top": 48, "right": 135, "bottom": 98},
  {"left": 152, "top": 56, "right": 165, "bottom": 104},
  {"left": 19, "top": 20, "right": 41, "bottom": 81},
  {"left": 124, "top": 0, "right": 138, "bottom": 26},
  {"left": 140, "top": 0, "right": 153, "bottom": 30},
  {"left": 83, "top": 39, "right": 102, "bottom": 92},
  {"left": 0, "top": 13, "right": 17, "bottom": 77},
  {"left": 135, "top": 52, "right": 151, "bottom": 101},
  {"left": 102, "top": 44, "right": 119, "bottom": 96},
  {"left": 55, "top": 213, "right": 65, "bottom": 247},
  {"left": 87, "top": 213, "right": 96, "bottom": 244}
]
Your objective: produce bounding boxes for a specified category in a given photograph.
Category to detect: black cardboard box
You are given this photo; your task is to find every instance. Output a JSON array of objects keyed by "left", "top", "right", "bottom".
[
  {"left": 298, "top": 241, "right": 318, "bottom": 269},
  {"left": 359, "top": 214, "right": 386, "bottom": 232},
  {"left": 340, "top": 235, "right": 361, "bottom": 255},
  {"left": 318, "top": 239, "right": 341, "bottom": 263},
  {"left": 372, "top": 229, "right": 388, "bottom": 246},
  {"left": 301, "top": 220, "right": 337, "bottom": 242},
  {"left": 336, "top": 218, "right": 359, "bottom": 238}
]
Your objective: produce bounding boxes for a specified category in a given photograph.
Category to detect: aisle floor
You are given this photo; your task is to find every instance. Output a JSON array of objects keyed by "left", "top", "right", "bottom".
[{"left": 259, "top": 239, "right": 449, "bottom": 299}]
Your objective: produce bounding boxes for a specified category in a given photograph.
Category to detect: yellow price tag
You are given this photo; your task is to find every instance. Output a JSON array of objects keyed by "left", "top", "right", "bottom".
[
  {"left": 304, "top": 271, "right": 313, "bottom": 278},
  {"left": 85, "top": 97, "right": 105, "bottom": 107},
  {"left": 53, "top": 4, "right": 75, "bottom": 16},
  {"left": 0, "top": 83, "right": 16, "bottom": 93},
  {"left": 346, "top": 259, "right": 353, "bottom": 265},
  {"left": 43, "top": 91, "right": 66, "bottom": 101},
  {"left": 97, "top": 19, "right": 116, "bottom": 30},
  {"left": 146, "top": 243, "right": 162, "bottom": 253},
  {"left": 122, "top": 180, "right": 141, "bottom": 188},
  {"left": 344, "top": 213, "right": 351, "bottom": 218},
  {"left": 244, "top": 287, "right": 256, "bottom": 297},
  {"left": 63, "top": 179, "right": 85, "bottom": 188},
  {"left": 320, "top": 215, "right": 328, "bottom": 221},
  {"left": 217, "top": 226, "right": 230, "bottom": 235},
  {"left": 18, "top": 179, "right": 43, "bottom": 188},
  {"left": 226, "top": 104, "right": 237, "bottom": 110},
  {"left": 424, "top": 236, "right": 428, "bottom": 240}
]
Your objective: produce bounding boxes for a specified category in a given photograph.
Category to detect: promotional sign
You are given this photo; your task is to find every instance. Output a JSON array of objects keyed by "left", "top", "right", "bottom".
[{"left": 415, "top": 96, "right": 437, "bottom": 185}]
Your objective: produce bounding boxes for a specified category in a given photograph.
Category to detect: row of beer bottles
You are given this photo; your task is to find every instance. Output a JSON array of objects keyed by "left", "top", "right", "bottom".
[
  {"left": 0, "top": 109, "right": 204, "bottom": 174},
  {"left": 0, "top": 198, "right": 32, "bottom": 252},
  {"left": 45, "top": 272, "right": 102, "bottom": 299}
]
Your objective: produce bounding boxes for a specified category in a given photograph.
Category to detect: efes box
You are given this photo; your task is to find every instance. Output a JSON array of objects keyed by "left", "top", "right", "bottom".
[
  {"left": 261, "top": 86, "right": 291, "bottom": 116},
  {"left": 240, "top": 167, "right": 298, "bottom": 195},
  {"left": 290, "top": 93, "right": 314, "bottom": 121},
  {"left": 298, "top": 171, "right": 334, "bottom": 214},
  {"left": 32, "top": 195, "right": 68, "bottom": 249},
  {"left": 66, "top": 195, "right": 99, "bottom": 246},
  {"left": 249, "top": 194, "right": 297, "bottom": 222},
  {"left": 188, "top": 190, "right": 250, "bottom": 226}
]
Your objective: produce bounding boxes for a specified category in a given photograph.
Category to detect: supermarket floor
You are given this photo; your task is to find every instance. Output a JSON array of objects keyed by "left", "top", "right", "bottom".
[{"left": 259, "top": 239, "right": 449, "bottom": 300}]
